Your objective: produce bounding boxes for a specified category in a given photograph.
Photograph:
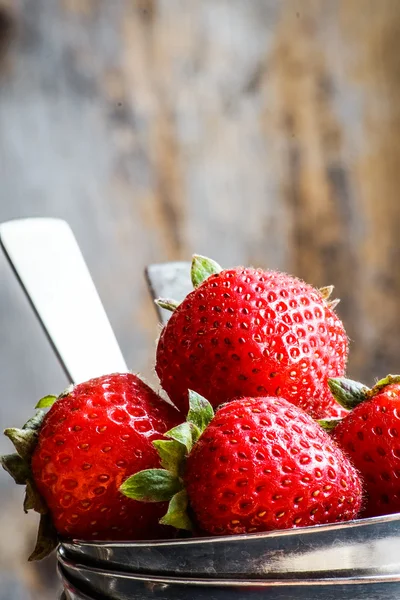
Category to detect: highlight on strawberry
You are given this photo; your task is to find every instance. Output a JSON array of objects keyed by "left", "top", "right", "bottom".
[
  {"left": 0, "top": 373, "right": 182, "bottom": 560},
  {"left": 327, "top": 374, "right": 400, "bottom": 519},
  {"left": 121, "top": 390, "right": 363, "bottom": 536},
  {"left": 155, "top": 255, "right": 348, "bottom": 420}
]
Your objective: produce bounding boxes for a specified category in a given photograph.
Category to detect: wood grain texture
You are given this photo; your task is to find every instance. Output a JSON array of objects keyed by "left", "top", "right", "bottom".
[{"left": 1, "top": 1, "right": 400, "bottom": 597}]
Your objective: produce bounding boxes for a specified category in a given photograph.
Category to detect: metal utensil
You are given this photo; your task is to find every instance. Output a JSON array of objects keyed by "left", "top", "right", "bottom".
[
  {"left": 60, "top": 512, "right": 400, "bottom": 580},
  {"left": 57, "top": 552, "right": 400, "bottom": 600},
  {"left": 0, "top": 217, "right": 128, "bottom": 383},
  {"left": 145, "top": 261, "right": 192, "bottom": 325}
]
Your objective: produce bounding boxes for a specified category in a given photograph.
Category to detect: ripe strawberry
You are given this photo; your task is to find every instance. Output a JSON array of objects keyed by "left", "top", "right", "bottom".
[
  {"left": 156, "top": 256, "right": 348, "bottom": 419},
  {"left": 185, "top": 397, "right": 361, "bottom": 535},
  {"left": 122, "top": 392, "right": 362, "bottom": 536},
  {"left": 329, "top": 374, "right": 400, "bottom": 518},
  {"left": 1, "top": 373, "right": 182, "bottom": 559}
]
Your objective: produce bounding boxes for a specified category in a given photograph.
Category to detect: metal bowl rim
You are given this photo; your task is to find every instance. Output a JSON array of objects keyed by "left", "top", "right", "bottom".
[
  {"left": 61, "top": 511, "right": 400, "bottom": 550},
  {"left": 58, "top": 552, "right": 400, "bottom": 588}
]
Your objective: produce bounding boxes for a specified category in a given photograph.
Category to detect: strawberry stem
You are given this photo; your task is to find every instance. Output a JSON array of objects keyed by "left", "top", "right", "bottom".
[
  {"left": 187, "top": 390, "right": 214, "bottom": 438},
  {"left": 2, "top": 400, "right": 60, "bottom": 561},
  {"left": 191, "top": 255, "right": 222, "bottom": 288},
  {"left": 165, "top": 422, "right": 195, "bottom": 453},
  {"left": 328, "top": 377, "right": 370, "bottom": 410},
  {"left": 120, "top": 390, "right": 215, "bottom": 532},
  {"left": 319, "top": 285, "right": 334, "bottom": 300},
  {"left": 4, "top": 428, "right": 38, "bottom": 462},
  {"left": 120, "top": 469, "right": 183, "bottom": 503},
  {"left": 370, "top": 374, "right": 400, "bottom": 395},
  {"left": 152, "top": 440, "right": 186, "bottom": 476},
  {"left": 0, "top": 453, "right": 30, "bottom": 485},
  {"left": 317, "top": 418, "right": 341, "bottom": 432},
  {"left": 155, "top": 298, "right": 180, "bottom": 312},
  {"left": 35, "top": 395, "right": 57, "bottom": 409},
  {"left": 159, "top": 490, "right": 192, "bottom": 530},
  {"left": 28, "top": 514, "right": 58, "bottom": 562}
]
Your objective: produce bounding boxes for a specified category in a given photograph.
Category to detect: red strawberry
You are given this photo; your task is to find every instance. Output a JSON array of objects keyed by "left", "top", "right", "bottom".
[
  {"left": 156, "top": 256, "right": 348, "bottom": 419},
  {"left": 122, "top": 392, "right": 362, "bottom": 536},
  {"left": 1, "top": 373, "right": 182, "bottom": 559},
  {"left": 185, "top": 397, "right": 361, "bottom": 535},
  {"left": 329, "top": 375, "right": 400, "bottom": 518}
]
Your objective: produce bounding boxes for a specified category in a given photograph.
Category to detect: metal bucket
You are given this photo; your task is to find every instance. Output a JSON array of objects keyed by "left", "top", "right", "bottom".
[
  {"left": 60, "top": 512, "right": 400, "bottom": 580},
  {"left": 57, "top": 512, "right": 400, "bottom": 599},
  {"left": 58, "top": 550, "right": 400, "bottom": 600}
]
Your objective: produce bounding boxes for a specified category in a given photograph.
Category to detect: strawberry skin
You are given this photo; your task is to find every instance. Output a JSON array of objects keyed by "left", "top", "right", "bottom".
[
  {"left": 185, "top": 397, "right": 362, "bottom": 536},
  {"left": 31, "top": 373, "right": 182, "bottom": 540},
  {"left": 156, "top": 268, "right": 348, "bottom": 419},
  {"left": 332, "top": 382, "right": 400, "bottom": 518}
]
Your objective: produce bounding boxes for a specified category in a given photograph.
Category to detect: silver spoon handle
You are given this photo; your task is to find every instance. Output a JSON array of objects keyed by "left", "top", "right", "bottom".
[
  {"left": 0, "top": 218, "right": 128, "bottom": 384},
  {"left": 145, "top": 261, "right": 192, "bottom": 325}
]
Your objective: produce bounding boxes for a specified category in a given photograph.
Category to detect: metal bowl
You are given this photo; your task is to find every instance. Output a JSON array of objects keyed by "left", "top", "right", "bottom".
[
  {"left": 58, "top": 551, "right": 400, "bottom": 600},
  {"left": 60, "top": 512, "right": 400, "bottom": 580},
  {"left": 60, "top": 584, "right": 96, "bottom": 600}
]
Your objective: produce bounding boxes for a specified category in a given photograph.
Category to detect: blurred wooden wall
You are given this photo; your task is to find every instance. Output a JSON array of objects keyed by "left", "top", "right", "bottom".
[{"left": 1, "top": 0, "right": 400, "bottom": 597}]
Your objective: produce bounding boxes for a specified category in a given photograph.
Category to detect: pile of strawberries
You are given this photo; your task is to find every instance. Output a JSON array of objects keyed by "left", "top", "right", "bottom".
[{"left": 3, "top": 255, "right": 400, "bottom": 560}]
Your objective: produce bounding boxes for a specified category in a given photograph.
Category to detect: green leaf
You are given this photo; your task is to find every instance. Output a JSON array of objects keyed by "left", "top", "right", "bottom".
[
  {"left": 328, "top": 377, "right": 370, "bottom": 410},
  {"left": 28, "top": 514, "right": 58, "bottom": 561},
  {"left": 159, "top": 490, "right": 193, "bottom": 531},
  {"left": 165, "top": 422, "right": 194, "bottom": 453},
  {"left": 319, "top": 285, "right": 334, "bottom": 300},
  {"left": 22, "top": 409, "right": 47, "bottom": 432},
  {"left": 191, "top": 255, "right": 222, "bottom": 288},
  {"left": 317, "top": 418, "right": 341, "bottom": 433},
  {"left": 155, "top": 298, "right": 180, "bottom": 312},
  {"left": 24, "top": 480, "right": 48, "bottom": 515},
  {"left": 120, "top": 469, "right": 183, "bottom": 502},
  {"left": 35, "top": 395, "right": 57, "bottom": 409},
  {"left": 327, "top": 298, "right": 340, "bottom": 310},
  {"left": 372, "top": 374, "right": 400, "bottom": 394},
  {"left": 153, "top": 440, "right": 186, "bottom": 476},
  {"left": 0, "top": 453, "right": 31, "bottom": 485},
  {"left": 4, "top": 428, "right": 38, "bottom": 461},
  {"left": 187, "top": 390, "right": 214, "bottom": 438}
]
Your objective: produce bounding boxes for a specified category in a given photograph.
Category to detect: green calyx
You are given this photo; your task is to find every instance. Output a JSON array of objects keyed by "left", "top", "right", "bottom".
[
  {"left": 319, "top": 285, "right": 334, "bottom": 300},
  {"left": 154, "top": 298, "right": 181, "bottom": 313},
  {"left": 329, "top": 374, "right": 400, "bottom": 411},
  {"left": 155, "top": 255, "right": 222, "bottom": 315},
  {"left": 370, "top": 374, "right": 400, "bottom": 395},
  {"left": 191, "top": 255, "right": 222, "bottom": 288},
  {"left": 0, "top": 453, "right": 31, "bottom": 484},
  {"left": 1, "top": 392, "right": 63, "bottom": 561},
  {"left": 317, "top": 418, "right": 342, "bottom": 433},
  {"left": 120, "top": 390, "right": 214, "bottom": 531},
  {"left": 318, "top": 285, "right": 341, "bottom": 310},
  {"left": 35, "top": 395, "right": 57, "bottom": 409},
  {"left": 120, "top": 469, "right": 183, "bottom": 503},
  {"left": 328, "top": 377, "right": 370, "bottom": 410}
]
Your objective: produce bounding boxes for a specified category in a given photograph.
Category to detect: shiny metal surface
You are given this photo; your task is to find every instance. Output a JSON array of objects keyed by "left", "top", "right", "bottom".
[
  {"left": 58, "top": 575, "right": 97, "bottom": 600},
  {"left": 0, "top": 217, "right": 128, "bottom": 383},
  {"left": 58, "top": 553, "right": 400, "bottom": 600},
  {"left": 145, "top": 261, "right": 192, "bottom": 325},
  {"left": 61, "top": 512, "right": 400, "bottom": 580}
]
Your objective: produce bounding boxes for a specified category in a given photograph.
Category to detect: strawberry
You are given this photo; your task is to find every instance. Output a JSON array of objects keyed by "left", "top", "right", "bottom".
[
  {"left": 328, "top": 374, "right": 400, "bottom": 518},
  {"left": 155, "top": 255, "right": 348, "bottom": 419},
  {"left": 1, "top": 373, "right": 182, "bottom": 559},
  {"left": 122, "top": 391, "right": 362, "bottom": 536}
]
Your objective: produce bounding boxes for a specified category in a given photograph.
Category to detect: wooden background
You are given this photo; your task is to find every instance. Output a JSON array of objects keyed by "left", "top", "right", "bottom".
[{"left": 1, "top": 0, "right": 400, "bottom": 597}]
